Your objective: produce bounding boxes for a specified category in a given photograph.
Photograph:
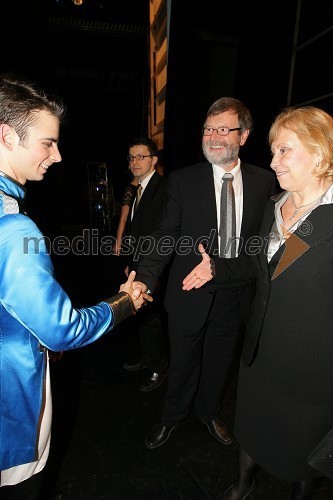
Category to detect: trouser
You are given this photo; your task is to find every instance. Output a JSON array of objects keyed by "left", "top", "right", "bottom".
[
  {"left": 162, "top": 289, "right": 243, "bottom": 425},
  {"left": 137, "top": 300, "right": 169, "bottom": 374},
  {"left": 0, "top": 470, "right": 44, "bottom": 500}
]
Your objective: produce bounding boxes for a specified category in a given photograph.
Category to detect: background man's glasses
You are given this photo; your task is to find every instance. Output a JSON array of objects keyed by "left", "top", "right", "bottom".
[
  {"left": 202, "top": 127, "right": 241, "bottom": 136},
  {"left": 127, "top": 154, "right": 154, "bottom": 162}
]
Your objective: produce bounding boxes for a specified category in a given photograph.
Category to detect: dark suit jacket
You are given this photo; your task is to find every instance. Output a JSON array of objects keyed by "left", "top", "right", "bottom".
[
  {"left": 135, "top": 161, "right": 277, "bottom": 330},
  {"left": 125, "top": 170, "right": 167, "bottom": 273},
  {"left": 242, "top": 195, "right": 333, "bottom": 395}
]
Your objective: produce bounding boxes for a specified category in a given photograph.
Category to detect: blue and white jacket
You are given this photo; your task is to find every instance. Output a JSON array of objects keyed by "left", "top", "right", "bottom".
[{"left": 0, "top": 172, "right": 116, "bottom": 471}]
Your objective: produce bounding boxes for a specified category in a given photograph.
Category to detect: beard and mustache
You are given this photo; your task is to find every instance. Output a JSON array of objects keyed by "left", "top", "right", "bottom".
[{"left": 202, "top": 139, "right": 240, "bottom": 167}]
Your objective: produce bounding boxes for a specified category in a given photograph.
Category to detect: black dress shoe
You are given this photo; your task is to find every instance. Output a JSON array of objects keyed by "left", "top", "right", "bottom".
[
  {"left": 222, "top": 479, "right": 256, "bottom": 500},
  {"left": 123, "top": 360, "right": 148, "bottom": 372},
  {"left": 201, "top": 418, "right": 233, "bottom": 445},
  {"left": 145, "top": 423, "right": 178, "bottom": 449},
  {"left": 139, "top": 370, "right": 168, "bottom": 392}
]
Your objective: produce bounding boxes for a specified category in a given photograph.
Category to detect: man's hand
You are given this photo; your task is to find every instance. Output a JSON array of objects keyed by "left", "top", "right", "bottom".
[
  {"left": 120, "top": 271, "right": 153, "bottom": 310},
  {"left": 182, "top": 243, "right": 214, "bottom": 291},
  {"left": 132, "top": 280, "right": 148, "bottom": 300}
]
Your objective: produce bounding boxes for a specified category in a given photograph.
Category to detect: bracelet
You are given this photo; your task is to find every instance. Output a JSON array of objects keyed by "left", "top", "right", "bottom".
[
  {"left": 107, "top": 292, "right": 136, "bottom": 327},
  {"left": 210, "top": 258, "right": 216, "bottom": 279}
]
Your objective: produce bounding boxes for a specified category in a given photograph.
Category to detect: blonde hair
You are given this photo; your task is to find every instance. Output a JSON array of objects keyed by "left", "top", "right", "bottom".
[{"left": 269, "top": 106, "right": 333, "bottom": 178}]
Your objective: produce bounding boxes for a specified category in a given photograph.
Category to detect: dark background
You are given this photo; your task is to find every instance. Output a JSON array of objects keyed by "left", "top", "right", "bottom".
[
  {"left": 2, "top": 0, "right": 333, "bottom": 236},
  {"left": 2, "top": 3, "right": 333, "bottom": 498}
]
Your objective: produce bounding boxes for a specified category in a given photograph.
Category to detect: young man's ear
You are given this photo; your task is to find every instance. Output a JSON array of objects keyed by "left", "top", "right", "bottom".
[
  {"left": 0, "top": 123, "right": 15, "bottom": 149},
  {"left": 152, "top": 155, "right": 158, "bottom": 167}
]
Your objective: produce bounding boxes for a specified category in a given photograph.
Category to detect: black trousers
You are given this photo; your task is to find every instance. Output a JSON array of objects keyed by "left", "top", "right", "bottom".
[
  {"left": 136, "top": 300, "right": 169, "bottom": 373},
  {"left": 161, "top": 289, "right": 244, "bottom": 425},
  {"left": 0, "top": 470, "right": 44, "bottom": 500}
]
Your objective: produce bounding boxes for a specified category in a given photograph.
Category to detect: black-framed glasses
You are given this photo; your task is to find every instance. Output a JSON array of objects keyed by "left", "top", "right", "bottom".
[
  {"left": 202, "top": 127, "right": 242, "bottom": 136},
  {"left": 127, "top": 154, "right": 154, "bottom": 162}
]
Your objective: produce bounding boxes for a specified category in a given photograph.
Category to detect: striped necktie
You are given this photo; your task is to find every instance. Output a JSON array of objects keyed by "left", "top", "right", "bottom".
[
  {"left": 133, "top": 184, "right": 143, "bottom": 214},
  {"left": 219, "top": 173, "right": 236, "bottom": 258}
]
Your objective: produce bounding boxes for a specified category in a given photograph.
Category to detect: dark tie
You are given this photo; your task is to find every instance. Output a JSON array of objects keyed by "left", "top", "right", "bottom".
[
  {"left": 219, "top": 173, "right": 236, "bottom": 258},
  {"left": 133, "top": 184, "right": 143, "bottom": 214}
]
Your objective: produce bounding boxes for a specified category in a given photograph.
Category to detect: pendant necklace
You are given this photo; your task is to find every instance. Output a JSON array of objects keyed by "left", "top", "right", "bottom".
[{"left": 288, "top": 193, "right": 322, "bottom": 221}]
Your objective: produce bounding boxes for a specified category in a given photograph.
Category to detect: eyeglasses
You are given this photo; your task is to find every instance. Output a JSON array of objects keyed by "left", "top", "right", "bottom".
[
  {"left": 202, "top": 127, "right": 242, "bottom": 136},
  {"left": 127, "top": 154, "right": 154, "bottom": 162}
]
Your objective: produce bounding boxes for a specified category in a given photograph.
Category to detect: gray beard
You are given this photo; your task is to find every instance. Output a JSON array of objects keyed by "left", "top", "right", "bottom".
[{"left": 202, "top": 142, "right": 239, "bottom": 167}]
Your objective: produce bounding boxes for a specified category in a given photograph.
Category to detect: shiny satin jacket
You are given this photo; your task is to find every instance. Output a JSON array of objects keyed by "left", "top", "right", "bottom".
[{"left": 0, "top": 173, "right": 113, "bottom": 471}]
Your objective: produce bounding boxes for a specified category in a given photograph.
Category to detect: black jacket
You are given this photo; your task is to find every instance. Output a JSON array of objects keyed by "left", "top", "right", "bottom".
[{"left": 136, "top": 161, "right": 277, "bottom": 330}]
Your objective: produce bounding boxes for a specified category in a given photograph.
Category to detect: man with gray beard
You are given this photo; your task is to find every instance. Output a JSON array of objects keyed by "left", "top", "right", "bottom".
[{"left": 132, "top": 97, "right": 277, "bottom": 449}]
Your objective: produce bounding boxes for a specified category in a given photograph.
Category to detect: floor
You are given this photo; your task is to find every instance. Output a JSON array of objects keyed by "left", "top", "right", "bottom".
[{"left": 40, "top": 251, "right": 333, "bottom": 500}]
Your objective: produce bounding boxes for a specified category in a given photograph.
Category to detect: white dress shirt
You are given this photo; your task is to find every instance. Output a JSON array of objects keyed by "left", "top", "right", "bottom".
[
  {"left": 131, "top": 170, "right": 156, "bottom": 221},
  {"left": 212, "top": 160, "right": 243, "bottom": 257}
]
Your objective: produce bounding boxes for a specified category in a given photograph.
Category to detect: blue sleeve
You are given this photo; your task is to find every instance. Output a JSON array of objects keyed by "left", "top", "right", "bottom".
[{"left": 0, "top": 214, "right": 114, "bottom": 351}]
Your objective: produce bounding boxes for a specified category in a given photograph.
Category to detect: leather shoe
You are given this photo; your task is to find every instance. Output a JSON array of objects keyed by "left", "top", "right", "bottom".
[
  {"left": 123, "top": 360, "right": 148, "bottom": 372},
  {"left": 145, "top": 423, "right": 178, "bottom": 449},
  {"left": 222, "top": 479, "right": 256, "bottom": 499},
  {"left": 139, "top": 370, "right": 168, "bottom": 392},
  {"left": 201, "top": 418, "right": 233, "bottom": 446}
]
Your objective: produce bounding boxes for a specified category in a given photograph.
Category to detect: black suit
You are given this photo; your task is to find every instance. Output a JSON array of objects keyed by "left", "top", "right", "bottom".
[
  {"left": 124, "top": 171, "right": 168, "bottom": 373},
  {"left": 136, "top": 161, "right": 277, "bottom": 424},
  {"left": 126, "top": 171, "right": 167, "bottom": 272},
  {"left": 235, "top": 196, "right": 333, "bottom": 480}
]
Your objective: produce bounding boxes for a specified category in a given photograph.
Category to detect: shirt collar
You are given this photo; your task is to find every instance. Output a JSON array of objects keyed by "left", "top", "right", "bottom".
[
  {"left": 212, "top": 159, "right": 241, "bottom": 185},
  {"left": 139, "top": 170, "right": 156, "bottom": 190},
  {"left": 0, "top": 170, "right": 26, "bottom": 200},
  {"left": 274, "top": 184, "right": 333, "bottom": 231}
]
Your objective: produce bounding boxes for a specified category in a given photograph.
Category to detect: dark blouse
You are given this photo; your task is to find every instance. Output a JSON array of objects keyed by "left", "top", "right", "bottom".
[{"left": 121, "top": 183, "right": 137, "bottom": 206}]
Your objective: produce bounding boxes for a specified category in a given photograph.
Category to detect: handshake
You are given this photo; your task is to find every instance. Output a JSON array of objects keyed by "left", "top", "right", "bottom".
[{"left": 119, "top": 271, "right": 152, "bottom": 311}]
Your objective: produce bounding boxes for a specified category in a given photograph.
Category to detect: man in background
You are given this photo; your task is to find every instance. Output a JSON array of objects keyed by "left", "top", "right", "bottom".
[{"left": 122, "top": 137, "right": 169, "bottom": 392}]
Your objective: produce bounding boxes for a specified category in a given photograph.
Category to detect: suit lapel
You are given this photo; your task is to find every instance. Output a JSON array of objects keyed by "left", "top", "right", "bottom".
[
  {"left": 258, "top": 197, "right": 275, "bottom": 277},
  {"left": 261, "top": 202, "right": 333, "bottom": 281},
  {"left": 295, "top": 204, "right": 333, "bottom": 247},
  {"left": 240, "top": 163, "right": 257, "bottom": 239},
  {"left": 132, "top": 171, "right": 159, "bottom": 219},
  {"left": 192, "top": 163, "right": 217, "bottom": 224},
  {"left": 194, "top": 163, "right": 219, "bottom": 251}
]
